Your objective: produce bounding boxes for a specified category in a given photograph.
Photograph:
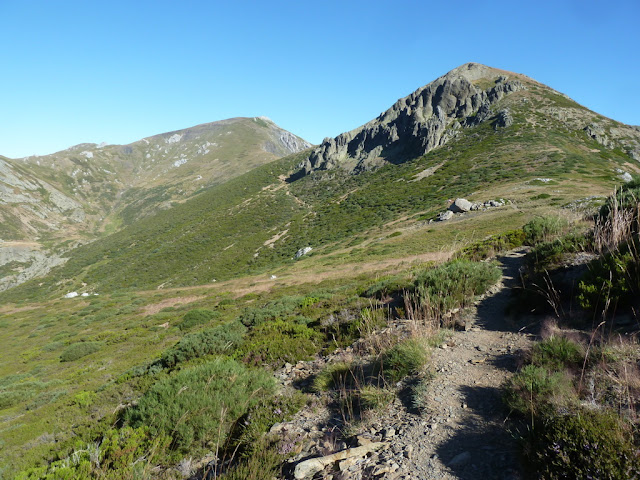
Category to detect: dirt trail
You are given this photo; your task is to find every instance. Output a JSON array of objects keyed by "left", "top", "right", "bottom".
[
  {"left": 280, "top": 248, "right": 535, "bottom": 480},
  {"left": 392, "top": 248, "right": 534, "bottom": 479}
]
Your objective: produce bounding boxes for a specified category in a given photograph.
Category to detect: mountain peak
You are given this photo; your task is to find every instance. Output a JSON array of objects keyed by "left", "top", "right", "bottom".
[{"left": 298, "top": 64, "right": 527, "bottom": 175}]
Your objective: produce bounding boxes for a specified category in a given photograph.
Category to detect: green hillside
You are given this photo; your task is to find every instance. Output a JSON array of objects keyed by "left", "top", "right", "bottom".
[{"left": 2, "top": 64, "right": 640, "bottom": 478}]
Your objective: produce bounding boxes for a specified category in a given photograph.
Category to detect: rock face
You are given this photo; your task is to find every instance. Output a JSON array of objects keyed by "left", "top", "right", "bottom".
[{"left": 298, "top": 63, "right": 525, "bottom": 175}]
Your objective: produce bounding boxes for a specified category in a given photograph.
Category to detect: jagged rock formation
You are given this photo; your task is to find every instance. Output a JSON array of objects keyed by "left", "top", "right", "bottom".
[{"left": 298, "top": 63, "right": 525, "bottom": 175}]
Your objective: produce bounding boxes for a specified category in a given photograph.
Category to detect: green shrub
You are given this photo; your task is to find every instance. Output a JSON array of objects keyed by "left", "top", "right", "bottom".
[
  {"left": 382, "top": 338, "right": 429, "bottom": 382},
  {"left": 523, "top": 216, "right": 568, "bottom": 245},
  {"left": 598, "top": 178, "right": 640, "bottom": 220},
  {"left": 60, "top": 341, "right": 103, "bottom": 362},
  {"left": 457, "top": 229, "right": 525, "bottom": 261},
  {"left": 578, "top": 248, "right": 640, "bottom": 311},
  {"left": 177, "top": 308, "right": 220, "bottom": 331},
  {"left": 413, "top": 259, "right": 501, "bottom": 313},
  {"left": 160, "top": 321, "right": 246, "bottom": 369},
  {"left": 125, "top": 358, "right": 275, "bottom": 456},
  {"left": 527, "top": 409, "right": 640, "bottom": 479},
  {"left": 237, "top": 320, "right": 321, "bottom": 367},
  {"left": 531, "top": 336, "right": 583, "bottom": 371},
  {"left": 504, "top": 365, "right": 574, "bottom": 416},
  {"left": 73, "top": 390, "right": 97, "bottom": 408}
]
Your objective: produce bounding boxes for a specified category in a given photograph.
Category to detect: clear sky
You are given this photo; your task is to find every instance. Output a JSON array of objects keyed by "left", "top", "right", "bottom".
[{"left": 1, "top": 0, "right": 638, "bottom": 158}]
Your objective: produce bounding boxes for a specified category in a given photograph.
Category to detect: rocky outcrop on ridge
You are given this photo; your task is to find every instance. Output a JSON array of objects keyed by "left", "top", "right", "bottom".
[{"left": 298, "top": 63, "right": 526, "bottom": 175}]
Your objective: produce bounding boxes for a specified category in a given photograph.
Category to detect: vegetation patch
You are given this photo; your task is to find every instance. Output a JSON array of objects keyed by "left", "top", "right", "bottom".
[
  {"left": 60, "top": 341, "right": 103, "bottom": 362},
  {"left": 125, "top": 357, "right": 275, "bottom": 457}
]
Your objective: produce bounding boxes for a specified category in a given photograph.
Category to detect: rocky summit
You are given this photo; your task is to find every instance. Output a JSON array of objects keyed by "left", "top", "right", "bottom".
[{"left": 298, "top": 63, "right": 526, "bottom": 174}]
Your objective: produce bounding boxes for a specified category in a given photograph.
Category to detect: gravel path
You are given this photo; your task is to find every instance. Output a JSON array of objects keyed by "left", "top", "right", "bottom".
[{"left": 280, "top": 248, "right": 535, "bottom": 480}]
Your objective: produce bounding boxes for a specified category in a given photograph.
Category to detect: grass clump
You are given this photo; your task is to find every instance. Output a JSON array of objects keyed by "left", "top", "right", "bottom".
[
  {"left": 125, "top": 357, "right": 275, "bottom": 457},
  {"left": 177, "top": 308, "right": 220, "bottom": 331},
  {"left": 382, "top": 338, "right": 429, "bottom": 382},
  {"left": 60, "top": 341, "right": 103, "bottom": 362},
  {"left": 313, "top": 362, "right": 352, "bottom": 392}
]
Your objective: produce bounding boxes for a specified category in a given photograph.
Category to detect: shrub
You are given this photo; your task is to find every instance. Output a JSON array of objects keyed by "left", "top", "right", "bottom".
[
  {"left": 125, "top": 358, "right": 275, "bottom": 456},
  {"left": 413, "top": 259, "right": 501, "bottom": 314},
  {"left": 578, "top": 248, "right": 640, "bottom": 312},
  {"left": 60, "top": 341, "right": 103, "bottom": 362},
  {"left": 178, "top": 308, "right": 220, "bottom": 331},
  {"left": 504, "top": 365, "right": 574, "bottom": 416},
  {"left": 527, "top": 409, "right": 640, "bottom": 479},
  {"left": 531, "top": 336, "right": 583, "bottom": 371},
  {"left": 382, "top": 338, "right": 429, "bottom": 382},
  {"left": 160, "top": 321, "right": 246, "bottom": 369},
  {"left": 523, "top": 216, "right": 568, "bottom": 245},
  {"left": 457, "top": 229, "right": 525, "bottom": 261},
  {"left": 529, "top": 232, "right": 591, "bottom": 271},
  {"left": 237, "top": 320, "right": 321, "bottom": 367}
]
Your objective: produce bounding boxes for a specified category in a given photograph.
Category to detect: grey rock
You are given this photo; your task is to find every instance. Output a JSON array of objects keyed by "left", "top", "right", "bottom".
[
  {"left": 448, "top": 451, "right": 471, "bottom": 467},
  {"left": 437, "top": 210, "right": 454, "bottom": 221},
  {"left": 495, "top": 108, "right": 513, "bottom": 129},
  {"left": 449, "top": 198, "right": 472, "bottom": 213}
]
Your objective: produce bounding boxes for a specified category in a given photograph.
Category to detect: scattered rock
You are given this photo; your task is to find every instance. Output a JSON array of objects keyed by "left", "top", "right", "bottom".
[
  {"left": 295, "top": 247, "right": 313, "bottom": 259},
  {"left": 64, "top": 291, "right": 79, "bottom": 298},
  {"left": 437, "top": 210, "right": 454, "bottom": 221},
  {"left": 293, "top": 442, "right": 387, "bottom": 479}
]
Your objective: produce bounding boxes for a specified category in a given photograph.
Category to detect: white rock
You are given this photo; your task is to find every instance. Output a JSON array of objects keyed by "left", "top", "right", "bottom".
[
  {"left": 64, "top": 292, "right": 79, "bottom": 298},
  {"left": 295, "top": 247, "right": 312, "bottom": 258}
]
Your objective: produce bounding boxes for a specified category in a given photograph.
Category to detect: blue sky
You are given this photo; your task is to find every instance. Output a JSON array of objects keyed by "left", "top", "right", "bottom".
[{"left": 1, "top": 0, "right": 638, "bottom": 158}]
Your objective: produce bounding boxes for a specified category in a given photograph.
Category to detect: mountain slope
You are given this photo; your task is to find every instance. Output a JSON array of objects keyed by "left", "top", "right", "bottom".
[
  {"left": 3, "top": 63, "right": 640, "bottom": 300},
  {"left": 0, "top": 118, "right": 310, "bottom": 290}
]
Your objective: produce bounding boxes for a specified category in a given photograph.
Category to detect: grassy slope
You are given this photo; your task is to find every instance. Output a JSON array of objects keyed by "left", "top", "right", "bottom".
[
  {"left": 1, "top": 77, "right": 639, "bottom": 475},
  {"left": 3, "top": 82, "right": 635, "bottom": 301}
]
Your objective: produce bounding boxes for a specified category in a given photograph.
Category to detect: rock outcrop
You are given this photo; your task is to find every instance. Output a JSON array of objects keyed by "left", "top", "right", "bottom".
[{"left": 297, "top": 63, "right": 525, "bottom": 175}]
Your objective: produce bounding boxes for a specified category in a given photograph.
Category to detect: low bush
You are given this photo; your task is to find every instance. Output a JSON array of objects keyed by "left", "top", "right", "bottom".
[
  {"left": 178, "top": 308, "right": 220, "bottom": 331},
  {"left": 578, "top": 247, "right": 640, "bottom": 312},
  {"left": 523, "top": 216, "right": 568, "bottom": 245},
  {"left": 457, "top": 229, "right": 525, "bottom": 261},
  {"left": 60, "top": 341, "right": 103, "bottom": 362},
  {"left": 504, "top": 365, "right": 574, "bottom": 416},
  {"left": 160, "top": 321, "right": 246, "bottom": 369},
  {"left": 529, "top": 232, "right": 591, "bottom": 271},
  {"left": 413, "top": 259, "right": 501, "bottom": 314},
  {"left": 530, "top": 336, "right": 583, "bottom": 371},
  {"left": 125, "top": 357, "right": 275, "bottom": 456},
  {"left": 526, "top": 409, "right": 640, "bottom": 479},
  {"left": 237, "top": 319, "right": 321, "bottom": 367}
]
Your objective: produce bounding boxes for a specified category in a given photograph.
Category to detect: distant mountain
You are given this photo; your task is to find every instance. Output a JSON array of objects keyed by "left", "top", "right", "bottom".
[{"left": 0, "top": 117, "right": 310, "bottom": 290}]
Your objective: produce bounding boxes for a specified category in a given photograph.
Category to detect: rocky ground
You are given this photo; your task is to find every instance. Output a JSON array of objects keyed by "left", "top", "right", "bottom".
[{"left": 272, "top": 249, "right": 535, "bottom": 480}]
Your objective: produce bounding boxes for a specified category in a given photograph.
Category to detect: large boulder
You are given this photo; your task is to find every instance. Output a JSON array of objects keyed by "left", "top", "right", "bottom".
[{"left": 449, "top": 198, "right": 472, "bottom": 213}]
